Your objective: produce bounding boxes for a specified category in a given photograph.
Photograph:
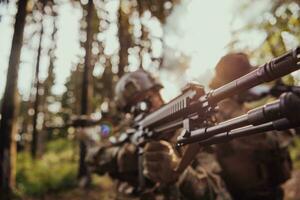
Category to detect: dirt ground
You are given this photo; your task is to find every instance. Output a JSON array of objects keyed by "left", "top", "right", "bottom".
[{"left": 23, "top": 169, "right": 300, "bottom": 200}]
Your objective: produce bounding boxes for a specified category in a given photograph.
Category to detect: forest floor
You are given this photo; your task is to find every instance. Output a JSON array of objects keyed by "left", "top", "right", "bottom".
[
  {"left": 15, "top": 138, "right": 300, "bottom": 200},
  {"left": 22, "top": 176, "right": 115, "bottom": 200},
  {"left": 19, "top": 169, "right": 300, "bottom": 200}
]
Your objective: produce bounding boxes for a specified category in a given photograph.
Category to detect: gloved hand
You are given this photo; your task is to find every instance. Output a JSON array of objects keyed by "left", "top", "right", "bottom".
[
  {"left": 85, "top": 145, "right": 119, "bottom": 175},
  {"left": 117, "top": 143, "right": 138, "bottom": 173},
  {"left": 143, "top": 140, "right": 180, "bottom": 184}
]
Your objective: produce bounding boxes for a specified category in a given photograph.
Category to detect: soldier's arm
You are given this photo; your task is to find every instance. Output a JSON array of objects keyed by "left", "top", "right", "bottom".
[
  {"left": 85, "top": 145, "right": 119, "bottom": 177},
  {"left": 177, "top": 152, "right": 232, "bottom": 200},
  {"left": 143, "top": 141, "right": 231, "bottom": 200},
  {"left": 86, "top": 142, "right": 138, "bottom": 182},
  {"left": 177, "top": 167, "right": 223, "bottom": 200}
]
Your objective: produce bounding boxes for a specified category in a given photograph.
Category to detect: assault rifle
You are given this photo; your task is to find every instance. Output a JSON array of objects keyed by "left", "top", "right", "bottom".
[
  {"left": 176, "top": 91, "right": 300, "bottom": 147},
  {"left": 128, "top": 47, "right": 300, "bottom": 188}
]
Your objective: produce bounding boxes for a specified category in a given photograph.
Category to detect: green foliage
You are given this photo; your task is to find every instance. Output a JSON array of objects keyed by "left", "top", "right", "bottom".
[
  {"left": 45, "top": 138, "right": 75, "bottom": 153},
  {"left": 230, "top": 0, "right": 300, "bottom": 61},
  {"left": 282, "top": 74, "right": 295, "bottom": 86},
  {"left": 290, "top": 136, "right": 300, "bottom": 170},
  {"left": 16, "top": 139, "right": 78, "bottom": 197}
]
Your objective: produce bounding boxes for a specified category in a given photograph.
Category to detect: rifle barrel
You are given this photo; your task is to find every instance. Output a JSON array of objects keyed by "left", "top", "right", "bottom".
[
  {"left": 198, "top": 118, "right": 299, "bottom": 147},
  {"left": 208, "top": 47, "right": 300, "bottom": 104},
  {"left": 178, "top": 92, "right": 300, "bottom": 145}
]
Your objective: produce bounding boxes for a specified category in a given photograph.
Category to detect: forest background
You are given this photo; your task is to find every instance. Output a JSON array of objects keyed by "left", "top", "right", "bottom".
[{"left": 0, "top": 0, "right": 300, "bottom": 199}]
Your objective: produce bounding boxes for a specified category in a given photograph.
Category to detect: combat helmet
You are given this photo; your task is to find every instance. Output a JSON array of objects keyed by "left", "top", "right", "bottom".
[
  {"left": 115, "top": 69, "right": 163, "bottom": 112},
  {"left": 209, "top": 53, "right": 254, "bottom": 89}
]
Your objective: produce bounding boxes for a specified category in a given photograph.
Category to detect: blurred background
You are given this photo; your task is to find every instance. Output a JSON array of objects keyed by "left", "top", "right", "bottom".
[{"left": 0, "top": 0, "right": 300, "bottom": 199}]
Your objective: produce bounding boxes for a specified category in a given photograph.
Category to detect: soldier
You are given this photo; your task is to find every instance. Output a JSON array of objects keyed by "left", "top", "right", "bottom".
[
  {"left": 86, "top": 69, "right": 231, "bottom": 200},
  {"left": 209, "top": 53, "right": 293, "bottom": 200}
]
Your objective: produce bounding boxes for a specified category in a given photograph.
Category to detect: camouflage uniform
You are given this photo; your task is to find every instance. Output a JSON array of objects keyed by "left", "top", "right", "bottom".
[
  {"left": 86, "top": 135, "right": 231, "bottom": 200},
  {"left": 86, "top": 69, "right": 231, "bottom": 200},
  {"left": 210, "top": 53, "right": 293, "bottom": 200},
  {"left": 179, "top": 150, "right": 231, "bottom": 200},
  {"left": 215, "top": 98, "right": 292, "bottom": 200}
]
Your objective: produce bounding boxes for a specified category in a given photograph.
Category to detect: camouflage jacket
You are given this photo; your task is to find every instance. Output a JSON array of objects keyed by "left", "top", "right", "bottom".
[
  {"left": 86, "top": 135, "right": 231, "bottom": 200},
  {"left": 215, "top": 98, "right": 293, "bottom": 200}
]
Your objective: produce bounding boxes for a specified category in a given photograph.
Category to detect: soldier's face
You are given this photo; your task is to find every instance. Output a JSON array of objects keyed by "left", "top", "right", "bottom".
[
  {"left": 132, "top": 90, "right": 164, "bottom": 113},
  {"left": 145, "top": 90, "right": 164, "bottom": 112}
]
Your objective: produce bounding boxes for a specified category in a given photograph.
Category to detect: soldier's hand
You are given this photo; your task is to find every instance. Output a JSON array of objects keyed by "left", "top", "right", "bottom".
[
  {"left": 143, "top": 140, "right": 179, "bottom": 184},
  {"left": 117, "top": 143, "right": 138, "bottom": 173}
]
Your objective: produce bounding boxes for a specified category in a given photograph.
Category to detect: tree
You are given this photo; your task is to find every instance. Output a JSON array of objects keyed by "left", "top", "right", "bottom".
[
  {"left": 230, "top": 0, "right": 300, "bottom": 60},
  {"left": 78, "top": 0, "right": 94, "bottom": 186},
  {"left": 38, "top": 0, "right": 57, "bottom": 156},
  {"left": 118, "top": 1, "right": 133, "bottom": 76},
  {"left": 0, "top": 0, "right": 29, "bottom": 198},
  {"left": 31, "top": 0, "right": 47, "bottom": 158}
]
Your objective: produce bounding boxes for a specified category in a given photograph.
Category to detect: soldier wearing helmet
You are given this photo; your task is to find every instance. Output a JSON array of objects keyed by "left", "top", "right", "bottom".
[
  {"left": 210, "top": 53, "right": 252, "bottom": 89},
  {"left": 86, "top": 69, "right": 231, "bottom": 200},
  {"left": 210, "top": 53, "right": 292, "bottom": 200},
  {"left": 114, "top": 69, "right": 163, "bottom": 113}
]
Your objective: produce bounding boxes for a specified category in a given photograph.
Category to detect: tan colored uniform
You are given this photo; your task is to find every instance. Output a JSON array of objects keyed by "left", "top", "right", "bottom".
[{"left": 215, "top": 98, "right": 292, "bottom": 200}]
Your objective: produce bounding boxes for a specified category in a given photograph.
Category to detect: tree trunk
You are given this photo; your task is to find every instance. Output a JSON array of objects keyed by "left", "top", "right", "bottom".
[
  {"left": 136, "top": 0, "right": 147, "bottom": 69},
  {"left": 31, "top": 16, "right": 44, "bottom": 159},
  {"left": 78, "top": 0, "right": 94, "bottom": 186},
  {"left": 118, "top": 1, "right": 132, "bottom": 77},
  {"left": 40, "top": 9, "right": 57, "bottom": 157},
  {"left": 0, "top": 0, "right": 28, "bottom": 198}
]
